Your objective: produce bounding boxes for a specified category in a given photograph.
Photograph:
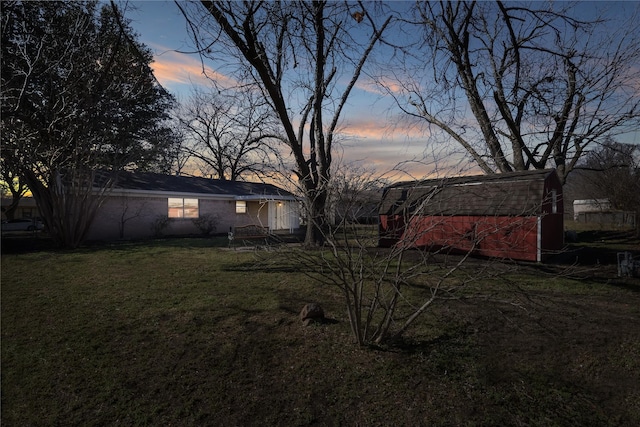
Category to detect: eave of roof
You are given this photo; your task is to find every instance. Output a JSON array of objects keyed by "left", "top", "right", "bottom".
[
  {"left": 386, "top": 169, "right": 555, "bottom": 190},
  {"left": 99, "top": 171, "right": 299, "bottom": 200},
  {"left": 380, "top": 169, "right": 557, "bottom": 217}
]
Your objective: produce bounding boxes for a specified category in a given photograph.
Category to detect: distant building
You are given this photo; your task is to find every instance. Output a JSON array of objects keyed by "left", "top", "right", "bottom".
[
  {"left": 573, "top": 199, "right": 611, "bottom": 220},
  {"left": 565, "top": 169, "right": 636, "bottom": 228},
  {"left": 573, "top": 199, "right": 635, "bottom": 228},
  {"left": 563, "top": 169, "right": 605, "bottom": 221}
]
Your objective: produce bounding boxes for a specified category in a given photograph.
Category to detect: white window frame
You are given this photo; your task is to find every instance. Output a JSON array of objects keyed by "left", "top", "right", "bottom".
[
  {"left": 236, "top": 200, "right": 247, "bottom": 214},
  {"left": 168, "top": 198, "right": 199, "bottom": 218}
]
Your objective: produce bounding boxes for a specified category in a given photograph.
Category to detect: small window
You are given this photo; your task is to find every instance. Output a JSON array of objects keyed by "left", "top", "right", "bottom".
[
  {"left": 168, "top": 198, "right": 199, "bottom": 218},
  {"left": 236, "top": 200, "right": 247, "bottom": 214},
  {"left": 551, "top": 190, "right": 558, "bottom": 214}
]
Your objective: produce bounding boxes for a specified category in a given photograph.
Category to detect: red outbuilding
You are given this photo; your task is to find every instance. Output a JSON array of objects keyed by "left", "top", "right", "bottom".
[{"left": 378, "top": 169, "right": 564, "bottom": 262}]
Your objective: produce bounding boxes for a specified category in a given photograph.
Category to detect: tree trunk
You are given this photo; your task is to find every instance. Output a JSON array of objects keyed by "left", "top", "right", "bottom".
[
  {"left": 304, "top": 184, "right": 329, "bottom": 246},
  {"left": 22, "top": 169, "right": 107, "bottom": 249},
  {"left": 3, "top": 196, "right": 20, "bottom": 220}
]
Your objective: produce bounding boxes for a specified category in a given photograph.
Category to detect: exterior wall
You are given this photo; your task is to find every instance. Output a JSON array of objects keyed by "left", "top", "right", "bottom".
[
  {"left": 88, "top": 195, "right": 255, "bottom": 241},
  {"left": 540, "top": 214, "right": 564, "bottom": 255},
  {"left": 231, "top": 199, "right": 301, "bottom": 232},
  {"left": 199, "top": 198, "right": 238, "bottom": 234},
  {"left": 539, "top": 172, "right": 565, "bottom": 258},
  {"left": 563, "top": 170, "right": 606, "bottom": 220},
  {"left": 240, "top": 201, "right": 269, "bottom": 228},
  {"left": 88, "top": 195, "right": 165, "bottom": 240},
  {"left": 87, "top": 194, "right": 300, "bottom": 241},
  {"left": 381, "top": 214, "right": 541, "bottom": 261},
  {"left": 379, "top": 213, "right": 565, "bottom": 262}
]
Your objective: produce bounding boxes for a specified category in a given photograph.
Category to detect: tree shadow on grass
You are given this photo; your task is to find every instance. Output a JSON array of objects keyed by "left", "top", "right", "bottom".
[
  {"left": 1, "top": 235, "right": 57, "bottom": 254},
  {"left": 221, "top": 261, "right": 301, "bottom": 273}
]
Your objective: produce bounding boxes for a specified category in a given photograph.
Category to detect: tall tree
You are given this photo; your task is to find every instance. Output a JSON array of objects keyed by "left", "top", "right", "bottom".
[
  {"left": 176, "top": 86, "right": 280, "bottom": 181},
  {"left": 179, "top": 1, "right": 391, "bottom": 245},
  {"left": 1, "top": 1, "right": 175, "bottom": 247},
  {"left": 384, "top": 1, "right": 640, "bottom": 183},
  {"left": 581, "top": 139, "right": 640, "bottom": 236}
]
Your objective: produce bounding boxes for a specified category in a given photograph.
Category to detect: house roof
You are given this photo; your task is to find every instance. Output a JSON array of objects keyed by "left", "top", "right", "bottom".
[
  {"left": 379, "top": 169, "right": 559, "bottom": 217},
  {"left": 108, "top": 171, "right": 298, "bottom": 200}
]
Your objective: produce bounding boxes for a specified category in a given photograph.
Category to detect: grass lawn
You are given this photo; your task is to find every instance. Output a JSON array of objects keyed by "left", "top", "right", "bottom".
[{"left": 2, "top": 235, "right": 640, "bottom": 426}]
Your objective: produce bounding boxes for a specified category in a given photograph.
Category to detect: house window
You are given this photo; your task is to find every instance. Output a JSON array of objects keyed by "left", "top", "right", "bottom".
[
  {"left": 236, "top": 200, "right": 247, "bottom": 214},
  {"left": 168, "top": 198, "right": 199, "bottom": 218},
  {"left": 551, "top": 190, "right": 558, "bottom": 214}
]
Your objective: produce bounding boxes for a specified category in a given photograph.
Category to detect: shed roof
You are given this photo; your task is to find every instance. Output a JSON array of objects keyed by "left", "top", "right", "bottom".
[
  {"left": 379, "top": 169, "right": 559, "bottom": 217},
  {"left": 106, "top": 171, "right": 297, "bottom": 199}
]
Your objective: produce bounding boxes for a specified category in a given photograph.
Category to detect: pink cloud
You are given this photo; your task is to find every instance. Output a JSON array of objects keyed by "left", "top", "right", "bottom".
[
  {"left": 339, "top": 115, "right": 428, "bottom": 141},
  {"left": 148, "top": 49, "right": 236, "bottom": 91},
  {"left": 354, "top": 75, "right": 411, "bottom": 97},
  {"left": 357, "top": 80, "right": 396, "bottom": 96}
]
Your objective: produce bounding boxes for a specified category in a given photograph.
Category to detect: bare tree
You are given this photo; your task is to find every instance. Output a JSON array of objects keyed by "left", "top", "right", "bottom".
[
  {"left": 113, "top": 196, "right": 148, "bottom": 239},
  {"left": 268, "top": 166, "right": 539, "bottom": 346},
  {"left": 327, "top": 162, "right": 387, "bottom": 226},
  {"left": 178, "top": 1, "right": 392, "bottom": 245},
  {"left": 383, "top": 1, "right": 640, "bottom": 184},
  {"left": 176, "top": 86, "right": 280, "bottom": 181},
  {"left": 152, "top": 123, "right": 191, "bottom": 176},
  {"left": 581, "top": 139, "right": 640, "bottom": 236}
]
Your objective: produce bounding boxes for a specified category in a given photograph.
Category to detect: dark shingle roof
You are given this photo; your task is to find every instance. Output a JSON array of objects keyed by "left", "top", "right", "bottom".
[
  {"left": 110, "top": 171, "right": 296, "bottom": 198},
  {"left": 380, "top": 169, "right": 558, "bottom": 216}
]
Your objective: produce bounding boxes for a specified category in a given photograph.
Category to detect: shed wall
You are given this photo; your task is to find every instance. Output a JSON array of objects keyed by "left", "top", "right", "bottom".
[
  {"left": 378, "top": 170, "right": 564, "bottom": 262},
  {"left": 384, "top": 215, "right": 540, "bottom": 261}
]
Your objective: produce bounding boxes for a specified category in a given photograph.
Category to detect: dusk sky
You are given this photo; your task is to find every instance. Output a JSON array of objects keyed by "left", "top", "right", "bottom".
[{"left": 123, "top": 1, "right": 640, "bottom": 180}]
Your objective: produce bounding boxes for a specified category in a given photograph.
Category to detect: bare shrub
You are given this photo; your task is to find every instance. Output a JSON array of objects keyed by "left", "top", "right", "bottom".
[
  {"left": 192, "top": 214, "right": 219, "bottom": 236},
  {"left": 266, "top": 166, "right": 560, "bottom": 347},
  {"left": 150, "top": 215, "right": 171, "bottom": 238}
]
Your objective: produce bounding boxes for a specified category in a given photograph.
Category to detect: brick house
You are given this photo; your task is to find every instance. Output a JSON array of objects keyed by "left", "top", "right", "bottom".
[{"left": 86, "top": 171, "right": 300, "bottom": 241}]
